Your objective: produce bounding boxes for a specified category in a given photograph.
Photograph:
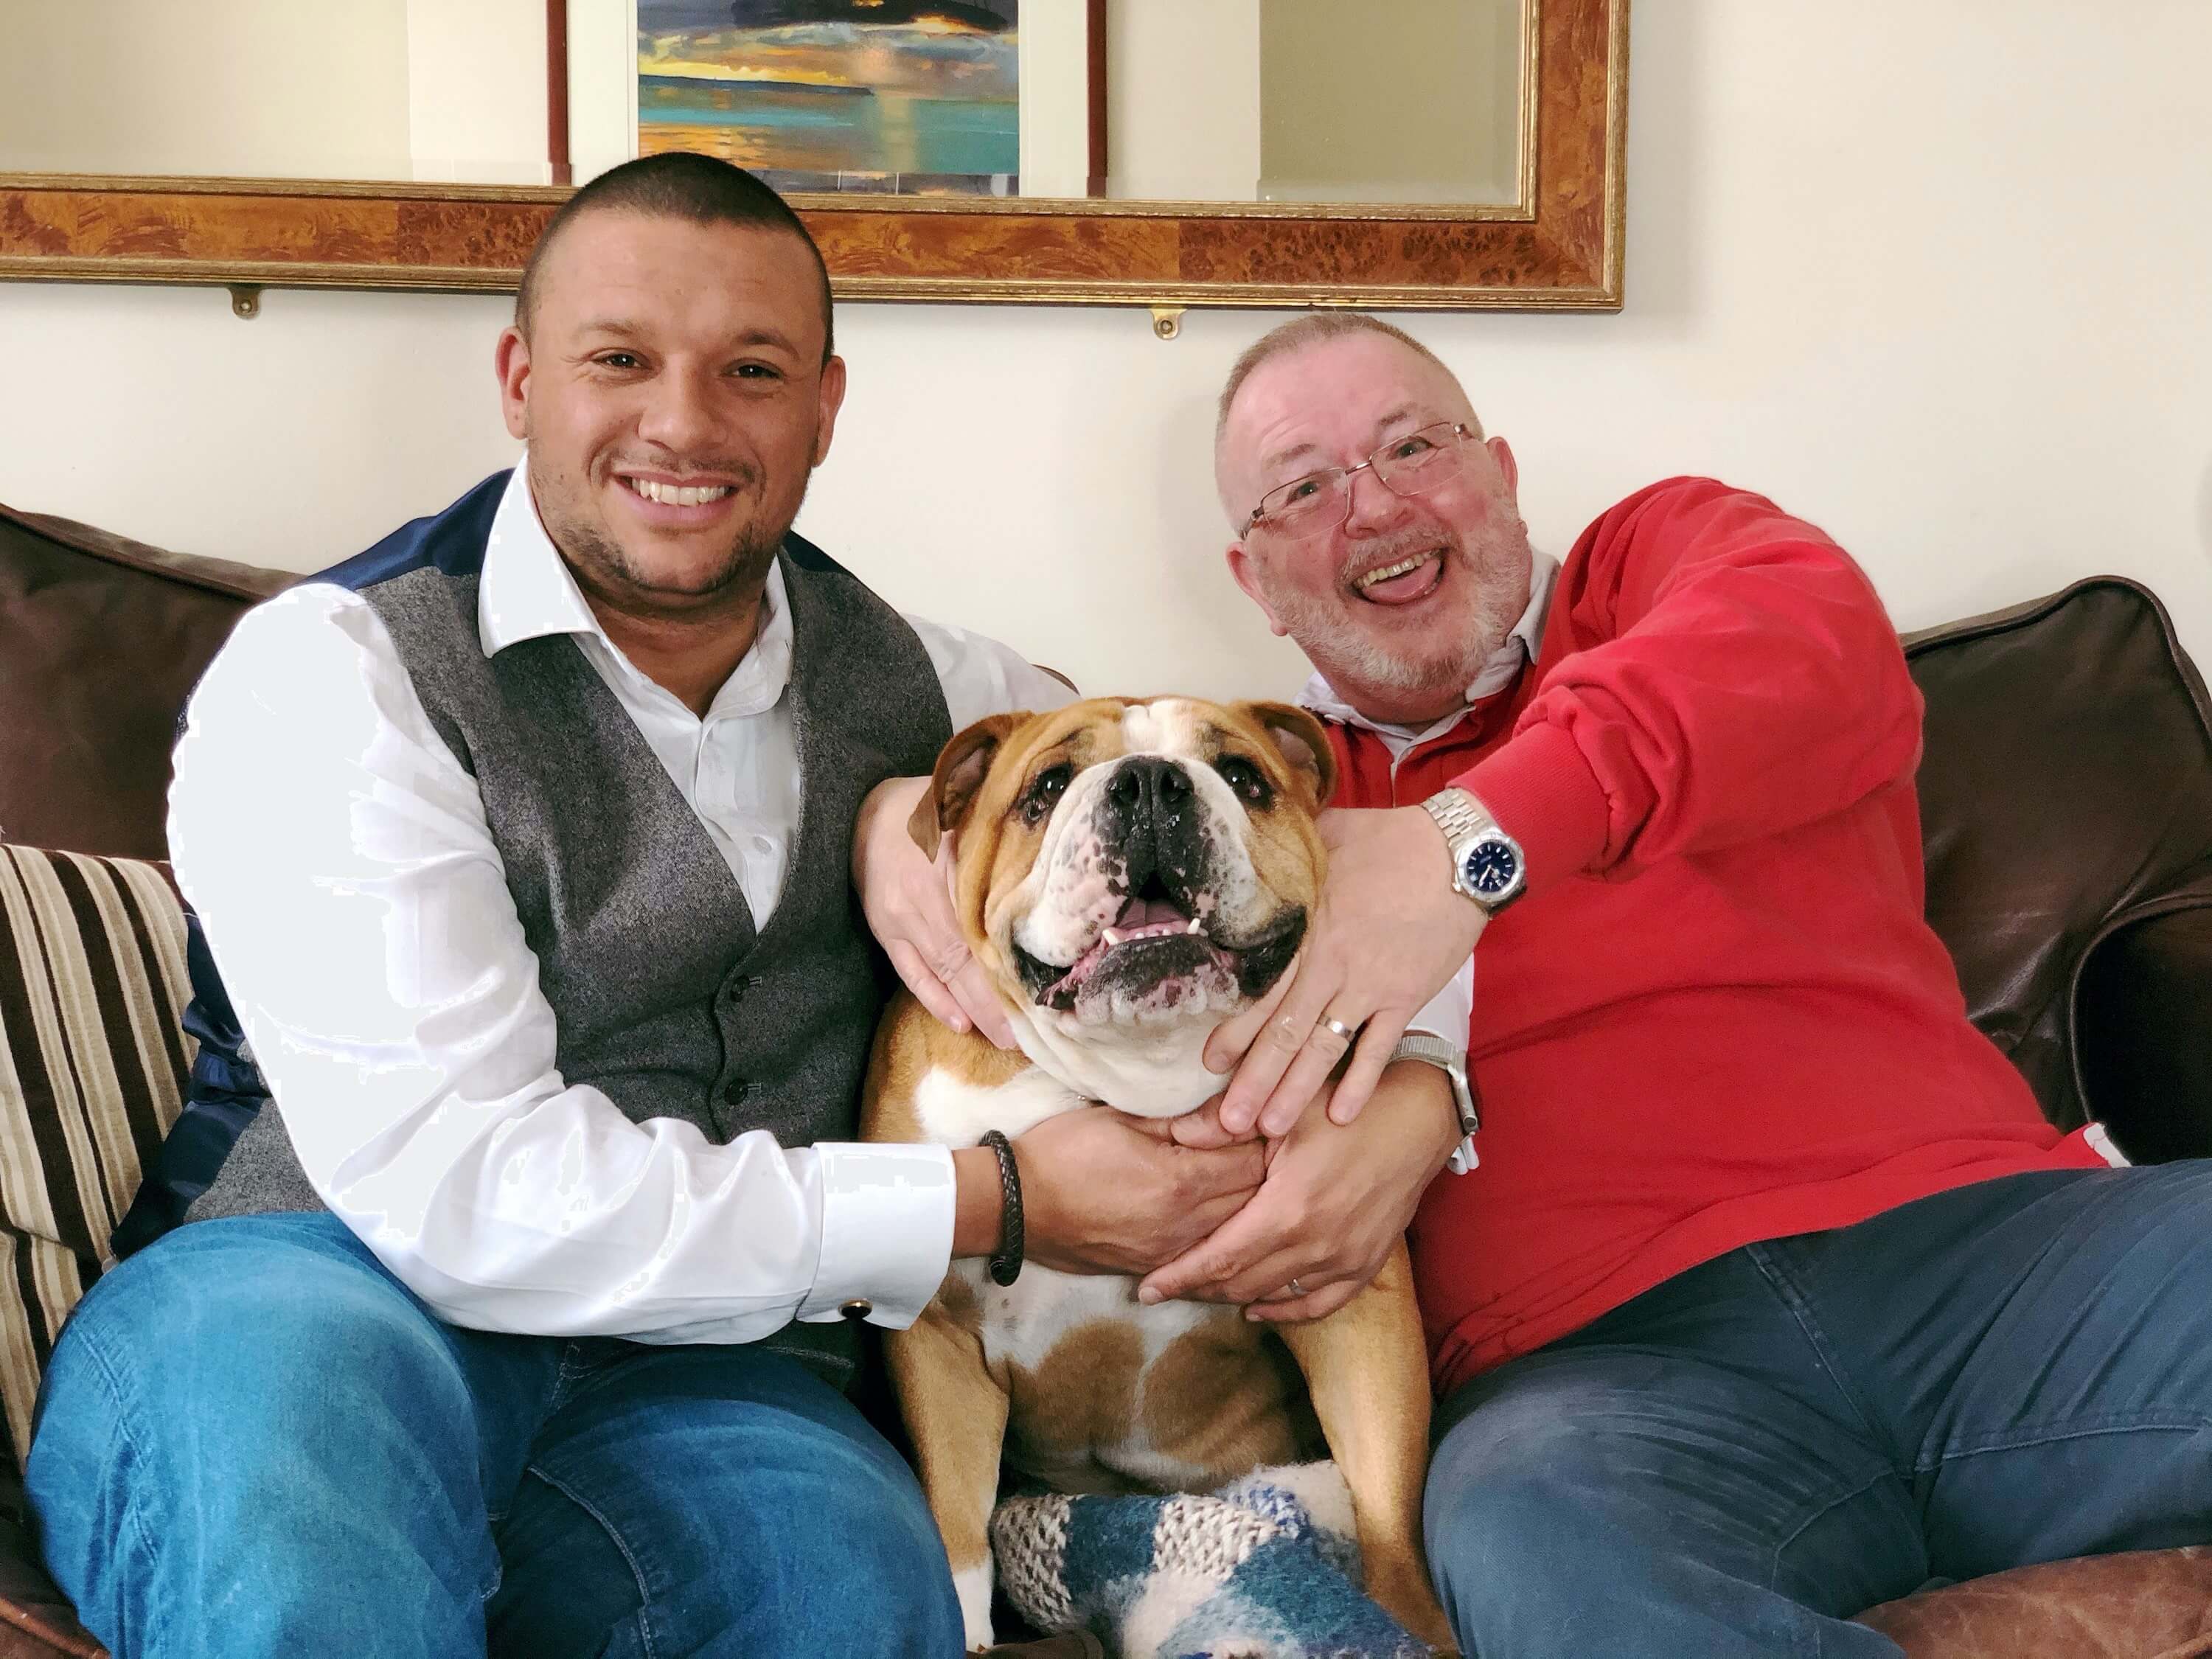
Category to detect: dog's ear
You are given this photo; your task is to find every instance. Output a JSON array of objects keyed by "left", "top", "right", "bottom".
[
  {"left": 1237, "top": 702, "right": 1338, "bottom": 810},
  {"left": 910, "top": 713, "right": 1028, "bottom": 860}
]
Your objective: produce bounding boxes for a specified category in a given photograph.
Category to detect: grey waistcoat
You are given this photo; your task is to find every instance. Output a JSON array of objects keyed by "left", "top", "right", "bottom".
[{"left": 188, "top": 484, "right": 951, "bottom": 1385}]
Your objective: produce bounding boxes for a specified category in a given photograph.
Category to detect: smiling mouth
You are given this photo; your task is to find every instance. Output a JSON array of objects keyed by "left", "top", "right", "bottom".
[
  {"left": 618, "top": 476, "right": 736, "bottom": 507},
  {"left": 1012, "top": 882, "right": 1309, "bottom": 1012},
  {"left": 1352, "top": 549, "right": 1447, "bottom": 605}
]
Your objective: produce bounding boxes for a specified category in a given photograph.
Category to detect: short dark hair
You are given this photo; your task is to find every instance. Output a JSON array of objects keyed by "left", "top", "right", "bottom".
[{"left": 515, "top": 152, "right": 833, "bottom": 364}]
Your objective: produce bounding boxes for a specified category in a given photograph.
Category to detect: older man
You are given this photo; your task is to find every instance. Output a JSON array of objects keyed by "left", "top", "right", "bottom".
[
  {"left": 1144, "top": 312, "right": 2212, "bottom": 1655},
  {"left": 27, "top": 155, "right": 1262, "bottom": 1659}
]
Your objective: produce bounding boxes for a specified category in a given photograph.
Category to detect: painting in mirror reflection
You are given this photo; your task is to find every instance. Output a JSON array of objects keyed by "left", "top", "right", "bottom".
[{"left": 636, "top": 0, "right": 1023, "bottom": 197}]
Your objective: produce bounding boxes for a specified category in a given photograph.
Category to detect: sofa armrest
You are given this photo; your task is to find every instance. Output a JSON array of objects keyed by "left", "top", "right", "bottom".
[
  {"left": 0, "top": 1475, "right": 101, "bottom": 1659},
  {"left": 2076, "top": 883, "right": 2212, "bottom": 1164}
]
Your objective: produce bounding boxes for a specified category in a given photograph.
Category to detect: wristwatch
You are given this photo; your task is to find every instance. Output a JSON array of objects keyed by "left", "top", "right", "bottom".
[
  {"left": 1390, "top": 1032, "right": 1481, "bottom": 1174},
  {"left": 1419, "top": 787, "right": 1528, "bottom": 915}
]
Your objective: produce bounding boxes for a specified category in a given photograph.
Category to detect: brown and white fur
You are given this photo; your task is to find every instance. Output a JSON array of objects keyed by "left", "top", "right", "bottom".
[{"left": 860, "top": 697, "right": 1455, "bottom": 1655}]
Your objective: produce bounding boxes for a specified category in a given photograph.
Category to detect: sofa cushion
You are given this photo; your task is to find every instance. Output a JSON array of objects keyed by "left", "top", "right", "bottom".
[
  {"left": 0, "top": 845, "right": 191, "bottom": 1472},
  {"left": 1856, "top": 1547, "right": 2212, "bottom": 1657},
  {"left": 0, "top": 502, "right": 290, "bottom": 863}
]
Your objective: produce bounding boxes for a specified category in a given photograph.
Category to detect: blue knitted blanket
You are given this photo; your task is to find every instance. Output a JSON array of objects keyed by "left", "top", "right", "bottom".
[{"left": 990, "top": 1461, "right": 1429, "bottom": 1659}]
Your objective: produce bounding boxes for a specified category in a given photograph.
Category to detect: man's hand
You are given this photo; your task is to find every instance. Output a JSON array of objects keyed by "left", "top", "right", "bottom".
[
  {"left": 1206, "top": 806, "right": 1484, "bottom": 1138},
  {"left": 1138, "top": 1062, "right": 1461, "bottom": 1320},
  {"left": 1013, "top": 1107, "right": 1269, "bottom": 1278},
  {"left": 853, "top": 776, "right": 1015, "bottom": 1048}
]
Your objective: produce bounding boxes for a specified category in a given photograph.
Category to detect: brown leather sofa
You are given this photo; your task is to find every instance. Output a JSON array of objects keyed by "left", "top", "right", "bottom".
[{"left": 4, "top": 495, "right": 2211, "bottom": 1658}]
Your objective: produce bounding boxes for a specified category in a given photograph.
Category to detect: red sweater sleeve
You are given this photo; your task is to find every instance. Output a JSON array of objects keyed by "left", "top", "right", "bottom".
[{"left": 1457, "top": 477, "right": 1924, "bottom": 892}]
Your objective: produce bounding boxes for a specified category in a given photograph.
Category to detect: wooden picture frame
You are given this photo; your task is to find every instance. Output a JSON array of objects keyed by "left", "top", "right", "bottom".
[{"left": 0, "top": 0, "right": 1624, "bottom": 317}]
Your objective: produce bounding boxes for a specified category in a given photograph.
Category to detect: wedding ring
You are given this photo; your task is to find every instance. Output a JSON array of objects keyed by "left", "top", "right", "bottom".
[
  {"left": 1287, "top": 1278, "right": 1307, "bottom": 1298},
  {"left": 1320, "top": 1016, "right": 1357, "bottom": 1041}
]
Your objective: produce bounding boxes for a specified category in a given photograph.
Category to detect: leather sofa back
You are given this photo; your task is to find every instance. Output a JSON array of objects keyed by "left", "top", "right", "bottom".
[
  {"left": 0, "top": 504, "right": 289, "bottom": 862},
  {"left": 1905, "top": 578, "right": 2212, "bottom": 1155}
]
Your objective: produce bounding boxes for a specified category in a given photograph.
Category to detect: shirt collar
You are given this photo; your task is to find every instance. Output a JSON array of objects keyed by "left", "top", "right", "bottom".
[
  {"left": 475, "top": 465, "right": 795, "bottom": 717},
  {"left": 1298, "top": 550, "right": 1559, "bottom": 743}
]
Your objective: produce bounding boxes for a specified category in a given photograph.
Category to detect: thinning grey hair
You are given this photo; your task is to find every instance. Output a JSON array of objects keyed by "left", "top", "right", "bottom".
[{"left": 1213, "top": 313, "right": 1482, "bottom": 446}]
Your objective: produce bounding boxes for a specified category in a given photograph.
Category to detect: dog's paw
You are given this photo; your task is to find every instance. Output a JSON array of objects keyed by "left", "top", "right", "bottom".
[{"left": 956, "top": 1559, "right": 997, "bottom": 1652}]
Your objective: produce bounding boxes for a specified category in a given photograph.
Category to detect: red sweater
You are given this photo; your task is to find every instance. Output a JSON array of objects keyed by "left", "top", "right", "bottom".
[{"left": 1324, "top": 478, "right": 2115, "bottom": 1397}]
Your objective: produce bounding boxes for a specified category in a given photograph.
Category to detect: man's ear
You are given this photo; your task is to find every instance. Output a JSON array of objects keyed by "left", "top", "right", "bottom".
[
  {"left": 1237, "top": 702, "right": 1338, "bottom": 810},
  {"left": 495, "top": 326, "right": 532, "bottom": 442},
  {"left": 1225, "top": 542, "right": 1290, "bottom": 639},
  {"left": 909, "top": 713, "right": 1026, "bottom": 860}
]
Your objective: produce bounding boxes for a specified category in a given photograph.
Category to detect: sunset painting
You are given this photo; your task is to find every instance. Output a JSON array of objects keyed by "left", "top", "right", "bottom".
[{"left": 636, "top": 0, "right": 1020, "bottom": 195}]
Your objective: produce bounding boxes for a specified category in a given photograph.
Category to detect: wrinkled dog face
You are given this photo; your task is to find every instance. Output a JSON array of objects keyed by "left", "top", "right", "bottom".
[{"left": 912, "top": 698, "right": 1334, "bottom": 1052}]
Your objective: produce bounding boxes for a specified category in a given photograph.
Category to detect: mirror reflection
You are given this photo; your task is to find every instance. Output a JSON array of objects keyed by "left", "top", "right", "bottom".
[{"left": 0, "top": 0, "right": 1524, "bottom": 207}]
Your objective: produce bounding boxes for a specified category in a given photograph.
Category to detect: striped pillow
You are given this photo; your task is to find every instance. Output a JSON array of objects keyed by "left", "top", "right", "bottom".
[{"left": 0, "top": 846, "right": 192, "bottom": 1470}]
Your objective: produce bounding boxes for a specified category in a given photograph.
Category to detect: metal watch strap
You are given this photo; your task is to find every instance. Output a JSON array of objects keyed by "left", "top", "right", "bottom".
[
  {"left": 978, "top": 1129, "right": 1025, "bottom": 1285},
  {"left": 1420, "top": 785, "right": 1491, "bottom": 849},
  {"left": 1389, "top": 1033, "right": 1481, "bottom": 1173}
]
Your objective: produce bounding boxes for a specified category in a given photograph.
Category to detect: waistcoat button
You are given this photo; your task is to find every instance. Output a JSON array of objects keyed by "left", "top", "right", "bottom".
[{"left": 723, "top": 1078, "right": 749, "bottom": 1104}]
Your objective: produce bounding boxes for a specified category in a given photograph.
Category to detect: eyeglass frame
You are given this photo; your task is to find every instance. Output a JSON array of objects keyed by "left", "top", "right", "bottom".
[{"left": 1242, "top": 421, "right": 1478, "bottom": 540}]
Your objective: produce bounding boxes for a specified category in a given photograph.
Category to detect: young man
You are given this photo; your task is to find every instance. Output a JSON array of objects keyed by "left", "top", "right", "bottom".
[
  {"left": 1150, "top": 311, "right": 2212, "bottom": 1655},
  {"left": 27, "top": 155, "right": 1264, "bottom": 1658}
]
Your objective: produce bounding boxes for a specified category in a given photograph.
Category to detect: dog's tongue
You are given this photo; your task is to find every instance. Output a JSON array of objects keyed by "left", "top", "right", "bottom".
[{"left": 1116, "top": 895, "right": 1187, "bottom": 928}]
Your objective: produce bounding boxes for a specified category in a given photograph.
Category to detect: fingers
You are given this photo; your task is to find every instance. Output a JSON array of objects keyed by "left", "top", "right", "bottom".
[
  {"left": 1325, "top": 1010, "right": 1409, "bottom": 1127},
  {"left": 1137, "top": 1181, "right": 1290, "bottom": 1304},
  {"left": 884, "top": 939, "right": 972, "bottom": 1034},
  {"left": 1167, "top": 1095, "right": 1259, "bottom": 1149},
  {"left": 1251, "top": 998, "right": 1371, "bottom": 1138},
  {"left": 1217, "top": 965, "right": 1341, "bottom": 1135},
  {"left": 949, "top": 956, "right": 1015, "bottom": 1048},
  {"left": 1246, "top": 1276, "right": 1361, "bottom": 1324},
  {"left": 1202, "top": 953, "right": 1298, "bottom": 1077}
]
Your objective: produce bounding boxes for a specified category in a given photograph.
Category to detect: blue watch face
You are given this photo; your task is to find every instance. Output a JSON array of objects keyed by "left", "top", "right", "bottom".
[{"left": 1464, "top": 839, "right": 1521, "bottom": 897}]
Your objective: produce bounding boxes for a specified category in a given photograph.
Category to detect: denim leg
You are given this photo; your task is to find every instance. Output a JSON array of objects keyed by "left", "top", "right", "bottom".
[
  {"left": 1766, "top": 1163, "right": 2212, "bottom": 1581},
  {"left": 26, "top": 1213, "right": 563, "bottom": 1659},
  {"left": 1426, "top": 1253, "right": 1924, "bottom": 1659},
  {"left": 487, "top": 1341, "right": 961, "bottom": 1659}
]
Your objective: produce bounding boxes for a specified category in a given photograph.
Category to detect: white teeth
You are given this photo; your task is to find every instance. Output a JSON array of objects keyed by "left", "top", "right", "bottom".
[
  {"left": 1186, "top": 917, "right": 1203, "bottom": 934},
  {"left": 627, "top": 478, "right": 733, "bottom": 507},
  {"left": 1356, "top": 552, "right": 1434, "bottom": 590},
  {"left": 1101, "top": 928, "right": 1124, "bottom": 947}
]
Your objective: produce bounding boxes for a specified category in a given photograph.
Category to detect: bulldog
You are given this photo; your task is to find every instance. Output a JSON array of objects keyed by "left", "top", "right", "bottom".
[{"left": 860, "top": 696, "right": 1455, "bottom": 1655}]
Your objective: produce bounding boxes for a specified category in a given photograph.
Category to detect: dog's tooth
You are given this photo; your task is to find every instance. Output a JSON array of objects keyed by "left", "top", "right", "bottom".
[
  {"left": 1101, "top": 928, "right": 1124, "bottom": 947},
  {"left": 1186, "top": 917, "right": 1203, "bottom": 934}
]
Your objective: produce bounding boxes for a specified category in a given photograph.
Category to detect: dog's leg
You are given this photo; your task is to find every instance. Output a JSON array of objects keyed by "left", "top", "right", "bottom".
[
  {"left": 886, "top": 1290, "right": 1011, "bottom": 1654},
  {"left": 1275, "top": 1241, "right": 1459, "bottom": 1657}
]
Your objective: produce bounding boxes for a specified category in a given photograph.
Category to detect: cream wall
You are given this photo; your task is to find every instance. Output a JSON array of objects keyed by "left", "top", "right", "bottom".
[{"left": 3, "top": 1, "right": 2210, "bottom": 704}]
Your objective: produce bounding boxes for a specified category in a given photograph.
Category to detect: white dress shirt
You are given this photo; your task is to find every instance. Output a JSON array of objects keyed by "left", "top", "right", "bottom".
[{"left": 169, "top": 467, "right": 1071, "bottom": 1345}]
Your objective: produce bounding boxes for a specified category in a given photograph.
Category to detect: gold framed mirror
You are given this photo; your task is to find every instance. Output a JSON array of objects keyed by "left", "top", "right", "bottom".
[{"left": 0, "top": 0, "right": 1624, "bottom": 313}]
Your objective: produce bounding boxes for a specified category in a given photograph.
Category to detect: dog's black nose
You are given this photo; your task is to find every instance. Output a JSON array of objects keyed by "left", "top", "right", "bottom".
[{"left": 1105, "top": 757, "right": 1192, "bottom": 820}]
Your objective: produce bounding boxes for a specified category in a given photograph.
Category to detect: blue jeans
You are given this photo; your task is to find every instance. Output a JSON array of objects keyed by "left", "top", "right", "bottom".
[
  {"left": 26, "top": 1213, "right": 961, "bottom": 1658},
  {"left": 1423, "top": 1163, "right": 2212, "bottom": 1656}
]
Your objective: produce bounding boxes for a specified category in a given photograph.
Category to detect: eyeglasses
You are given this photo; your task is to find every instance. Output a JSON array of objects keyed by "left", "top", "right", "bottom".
[{"left": 1245, "top": 422, "right": 1475, "bottom": 541}]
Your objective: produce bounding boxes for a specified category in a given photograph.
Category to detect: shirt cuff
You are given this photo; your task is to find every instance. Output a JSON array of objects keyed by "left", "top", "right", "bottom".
[
  {"left": 1405, "top": 956, "right": 1473, "bottom": 1048},
  {"left": 797, "top": 1141, "right": 957, "bottom": 1328},
  {"left": 1454, "top": 721, "right": 1612, "bottom": 899}
]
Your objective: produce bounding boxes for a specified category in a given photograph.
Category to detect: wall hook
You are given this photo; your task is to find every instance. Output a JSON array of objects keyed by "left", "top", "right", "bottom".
[
  {"left": 1150, "top": 305, "right": 1184, "bottom": 341},
  {"left": 227, "top": 285, "right": 262, "bottom": 320}
]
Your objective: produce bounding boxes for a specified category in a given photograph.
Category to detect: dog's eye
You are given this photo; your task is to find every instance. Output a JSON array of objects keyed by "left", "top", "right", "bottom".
[
  {"left": 1022, "top": 765, "right": 1072, "bottom": 825},
  {"left": 1214, "top": 755, "right": 1272, "bottom": 807}
]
